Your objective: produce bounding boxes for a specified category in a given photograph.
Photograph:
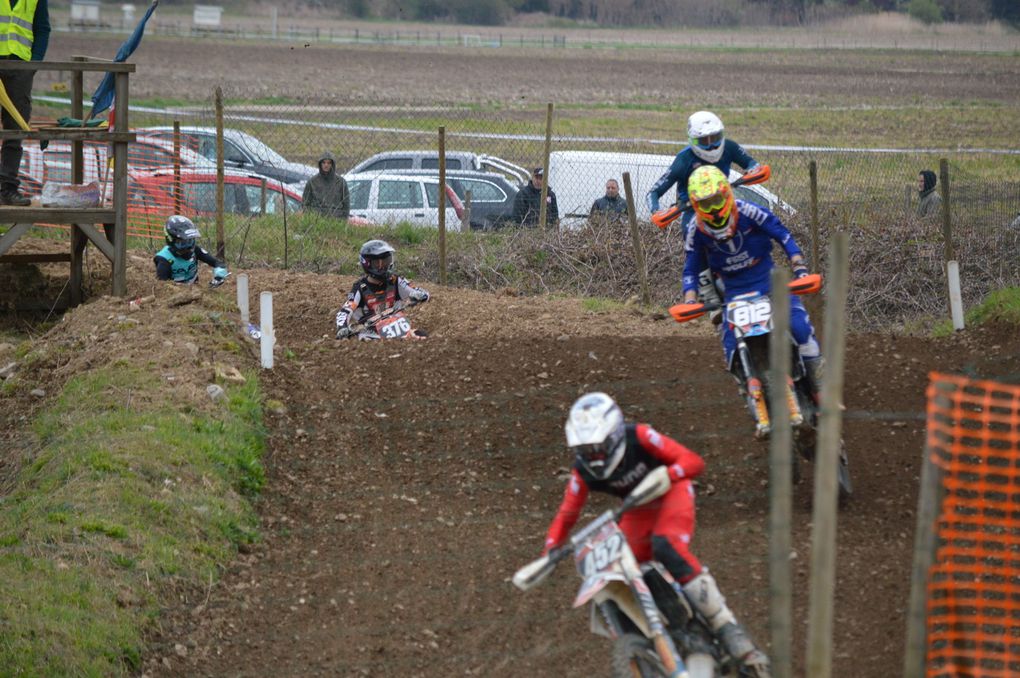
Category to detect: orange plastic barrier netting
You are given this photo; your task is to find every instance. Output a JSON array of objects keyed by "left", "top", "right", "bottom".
[{"left": 926, "top": 372, "right": 1020, "bottom": 678}]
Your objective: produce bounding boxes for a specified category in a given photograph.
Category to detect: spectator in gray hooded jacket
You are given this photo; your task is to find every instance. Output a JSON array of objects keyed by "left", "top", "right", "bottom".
[
  {"left": 917, "top": 170, "right": 942, "bottom": 219},
  {"left": 303, "top": 151, "right": 350, "bottom": 219}
]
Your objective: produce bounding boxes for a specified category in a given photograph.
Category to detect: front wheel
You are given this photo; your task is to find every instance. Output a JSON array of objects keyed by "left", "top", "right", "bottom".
[{"left": 611, "top": 633, "right": 669, "bottom": 678}]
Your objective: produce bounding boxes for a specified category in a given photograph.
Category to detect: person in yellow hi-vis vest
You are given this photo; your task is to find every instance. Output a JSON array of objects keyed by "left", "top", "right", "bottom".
[{"left": 0, "top": 0, "right": 49, "bottom": 206}]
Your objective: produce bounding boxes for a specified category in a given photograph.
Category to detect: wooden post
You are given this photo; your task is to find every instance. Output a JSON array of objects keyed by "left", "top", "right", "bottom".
[
  {"left": 111, "top": 71, "right": 129, "bottom": 297},
  {"left": 173, "top": 120, "right": 182, "bottom": 214},
  {"left": 282, "top": 180, "right": 288, "bottom": 270},
  {"left": 805, "top": 232, "right": 849, "bottom": 678},
  {"left": 622, "top": 171, "right": 650, "bottom": 306},
  {"left": 938, "top": 158, "right": 953, "bottom": 263},
  {"left": 810, "top": 160, "right": 819, "bottom": 272},
  {"left": 768, "top": 267, "right": 793, "bottom": 678},
  {"left": 903, "top": 445, "right": 943, "bottom": 678},
  {"left": 438, "top": 126, "right": 447, "bottom": 285},
  {"left": 260, "top": 177, "right": 268, "bottom": 215},
  {"left": 215, "top": 86, "right": 225, "bottom": 260},
  {"left": 69, "top": 59, "right": 86, "bottom": 306},
  {"left": 538, "top": 103, "right": 553, "bottom": 230},
  {"left": 462, "top": 189, "right": 472, "bottom": 232}
]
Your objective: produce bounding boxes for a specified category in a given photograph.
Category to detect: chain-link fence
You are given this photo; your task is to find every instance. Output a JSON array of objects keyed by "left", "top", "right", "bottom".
[{"left": 29, "top": 92, "right": 1020, "bottom": 330}]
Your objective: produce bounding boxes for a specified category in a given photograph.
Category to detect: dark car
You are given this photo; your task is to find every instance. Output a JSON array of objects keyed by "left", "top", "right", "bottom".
[{"left": 365, "top": 169, "right": 519, "bottom": 231}]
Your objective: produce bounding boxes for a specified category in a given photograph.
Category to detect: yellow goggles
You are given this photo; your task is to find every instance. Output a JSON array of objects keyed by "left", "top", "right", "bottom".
[{"left": 695, "top": 192, "right": 728, "bottom": 213}]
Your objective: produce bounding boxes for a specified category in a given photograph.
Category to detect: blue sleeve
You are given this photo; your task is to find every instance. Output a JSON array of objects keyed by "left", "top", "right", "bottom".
[
  {"left": 681, "top": 228, "right": 704, "bottom": 295},
  {"left": 727, "top": 140, "right": 757, "bottom": 171},
  {"left": 31, "top": 0, "right": 50, "bottom": 62},
  {"left": 752, "top": 204, "right": 802, "bottom": 260},
  {"left": 645, "top": 151, "right": 688, "bottom": 213},
  {"left": 196, "top": 247, "right": 224, "bottom": 268},
  {"left": 154, "top": 255, "right": 173, "bottom": 281}
]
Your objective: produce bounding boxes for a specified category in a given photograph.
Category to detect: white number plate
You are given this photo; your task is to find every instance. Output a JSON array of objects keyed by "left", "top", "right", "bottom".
[
  {"left": 378, "top": 315, "right": 412, "bottom": 339},
  {"left": 576, "top": 525, "right": 625, "bottom": 577},
  {"left": 726, "top": 296, "right": 772, "bottom": 333}
]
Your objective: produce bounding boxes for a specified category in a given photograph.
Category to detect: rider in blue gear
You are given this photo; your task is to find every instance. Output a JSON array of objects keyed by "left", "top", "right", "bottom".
[
  {"left": 154, "top": 215, "right": 227, "bottom": 285},
  {"left": 681, "top": 167, "right": 821, "bottom": 380}
]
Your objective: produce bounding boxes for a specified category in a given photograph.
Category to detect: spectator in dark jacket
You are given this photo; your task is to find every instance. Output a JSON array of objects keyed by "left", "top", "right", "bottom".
[
  {"left": 303, "top": 151, "right": 350, "bottom": 218},
  {"left": 917, "top": 170, "right": 942, "bottom": 219},
  {"left": 510, "top": 167, "right": 558, "bottom": 228},
  {"left": 589, "top": 178, "right": 628, "bottom": 222}
]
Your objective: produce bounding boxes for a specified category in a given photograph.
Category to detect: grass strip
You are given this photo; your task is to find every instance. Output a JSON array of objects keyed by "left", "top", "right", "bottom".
[{"left": 0, "top": 365, "right": 265, "bottom": 676}]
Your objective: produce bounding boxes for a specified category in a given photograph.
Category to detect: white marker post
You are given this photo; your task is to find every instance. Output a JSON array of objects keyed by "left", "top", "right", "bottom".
[
  {"left": 260, "top": 291, "right": 274, "bottom": 369},
  {"left": 236, "top": 273, "right": 250, "bottom": 325},
  {"left": 947, "top": 260, "right": 965, "bottom": 331}
]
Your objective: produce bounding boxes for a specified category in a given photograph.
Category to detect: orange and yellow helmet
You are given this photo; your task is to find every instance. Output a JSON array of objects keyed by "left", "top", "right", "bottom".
[{"left": 688, "top": 165, "right": 737, "bottom": 241}]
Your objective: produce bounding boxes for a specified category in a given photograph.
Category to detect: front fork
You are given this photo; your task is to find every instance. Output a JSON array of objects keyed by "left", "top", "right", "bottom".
[
  {"left": 622, "top": 552, "right": 688, "bottom": 677},
  {"left": 736, "top": 341, "right": 804, "bottom": 438}
]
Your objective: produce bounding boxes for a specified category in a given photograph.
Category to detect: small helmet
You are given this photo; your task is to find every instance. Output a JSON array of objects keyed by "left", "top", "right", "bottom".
[
  {"left": 164, "top": 215, "right": 201, "bottom": 258},
  {"left": 687, "top": 111, "right": 725, "bottom": 163},
  {"left": 359, "top": 239, "right": 395, "bottom": 280},
  {"left": 565, "top": 392, "right": 627, "bottom": 480},
  {"left": 689, "top": 165, "right": 737, "bottom": 242}
]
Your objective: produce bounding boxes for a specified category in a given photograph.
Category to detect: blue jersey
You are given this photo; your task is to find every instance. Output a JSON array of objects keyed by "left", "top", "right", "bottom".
[
  {"left": 646, "top": 139, "right": 757, "bottom": 213},
  {"left": 682, "top": 200, "right": 802, "bottom": 298}
]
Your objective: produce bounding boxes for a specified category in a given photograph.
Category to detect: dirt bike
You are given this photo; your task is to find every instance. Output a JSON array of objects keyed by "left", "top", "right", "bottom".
[
  {"left": 668, "top": 274, "right": 852, "bottom": 505},
  {"left": 514, "top": 467, "right": 753, "bottom": 678},
  {"left": 343, "top": 301, "right": 427, "bottom": 341}
]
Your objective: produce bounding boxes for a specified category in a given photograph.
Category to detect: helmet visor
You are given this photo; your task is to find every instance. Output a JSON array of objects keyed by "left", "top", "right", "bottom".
[
  {"left": 694, "top": 191, "right": 728, "bottom": 213},
  {"left": 574, "top": 442, "right": 613, "bottom": 472},
  {"left": 366, "top": 253, "right": 392, "bottom": 277},
  {"left": 694, "top": 132, "right": 723, "bottom": 150}
]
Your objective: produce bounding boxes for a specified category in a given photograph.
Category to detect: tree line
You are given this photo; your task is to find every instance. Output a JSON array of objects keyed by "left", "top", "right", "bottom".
[{"left": 161, "top": 0, "right": 1020, "bottom": 27}]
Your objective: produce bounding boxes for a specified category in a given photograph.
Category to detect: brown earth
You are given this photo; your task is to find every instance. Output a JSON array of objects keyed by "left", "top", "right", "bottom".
[
  {"left": 16, "top": 262, "right": 996, "bottom": 677},
  {"left": 44, "top": 34, "right": 1020, "bottom": 108}
]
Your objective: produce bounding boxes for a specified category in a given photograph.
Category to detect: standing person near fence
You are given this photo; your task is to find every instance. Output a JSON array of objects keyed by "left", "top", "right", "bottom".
[
  {"left": 509, "top": 167, "right": 558, "bottom": 228},
  {"left": 589, "top": 178, "right": 627, "bottom": 223},
  {"left": 647, "top": 111, "right": 761, "bottom": 306},
  {"left": 0, "top": 0, "right": 49, "bottom": 206},
  {"left": 916, "top": 169, "right": 942, "bottom": 219},
  {"left": 302, "top": 151, "right": 350, "bottom": 219}
]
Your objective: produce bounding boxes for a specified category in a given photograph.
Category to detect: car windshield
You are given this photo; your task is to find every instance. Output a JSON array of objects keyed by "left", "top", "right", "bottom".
[{"left": 227, "top": 133, "right": 288, "bottom": 166}]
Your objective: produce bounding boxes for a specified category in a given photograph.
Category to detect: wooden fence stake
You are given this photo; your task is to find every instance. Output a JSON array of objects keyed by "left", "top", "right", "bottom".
[
  {"left": 173, "top": 120, "right": 182, "bottom": 214},
  {"left": 768, "top": 267, "right": 793, "bottom": 678},
  {"left": 903, "top": 443, "right": 943, "bottom": 678},
  {"left": 438, "top": 126, "right": 447, "bottom": 285},
  {"left": 622, "top": 171, "right": 650, "bottom": 306},
  {"left": 805, "top": 232, "right": 849, "bottom": 678},
  {"left": 539, "top": 102, "right": 553, "bottom": 230},
  {"left": 810, "top": 160, "right": 819, "bottom": 272}
]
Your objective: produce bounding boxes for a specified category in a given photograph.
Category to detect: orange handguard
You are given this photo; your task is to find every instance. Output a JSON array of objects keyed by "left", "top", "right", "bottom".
[
  {"left": 789, "top": 273, "right": 823, "bottom": 296},
  {"left": 668, "top": 302, "right": 707, "bottom": 323},
  {"left": 651, "top": 206, "right": 682, "bottom": 230}
]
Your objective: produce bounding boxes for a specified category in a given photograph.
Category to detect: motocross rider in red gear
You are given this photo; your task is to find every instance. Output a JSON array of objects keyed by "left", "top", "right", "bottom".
[{"left": 544, "top": 392, "right": 771, "bottom": 677}]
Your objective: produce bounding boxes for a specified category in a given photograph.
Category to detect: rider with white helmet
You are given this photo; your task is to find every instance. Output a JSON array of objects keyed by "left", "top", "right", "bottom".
[
  {"left": 646, "top": 111, "right": 761, "bottom": 308},
  {"left": 544, "top": 392, "right": 772, "bottom": 677}
]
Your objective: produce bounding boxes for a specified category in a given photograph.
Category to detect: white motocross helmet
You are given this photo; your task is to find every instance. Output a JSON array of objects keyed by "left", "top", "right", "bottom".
[
  {"left": 566, "top": 392, "right": 627, "bottom": 480},
  {"left": 687, "top": 111, "right": 726, "bottom": 163}
]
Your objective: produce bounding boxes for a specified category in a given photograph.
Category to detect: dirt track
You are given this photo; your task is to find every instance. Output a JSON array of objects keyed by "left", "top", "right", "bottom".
[{"left": 134, "top": 268, "right": 1020, "bottom": 677}]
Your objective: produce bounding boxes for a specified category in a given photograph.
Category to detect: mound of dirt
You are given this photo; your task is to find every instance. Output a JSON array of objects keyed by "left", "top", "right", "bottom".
[{"left": 3, "top": 252, "right": 1019, "bottom": 677}]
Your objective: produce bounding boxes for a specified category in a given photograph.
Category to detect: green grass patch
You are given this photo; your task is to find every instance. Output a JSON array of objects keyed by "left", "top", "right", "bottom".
[
  {"left": 581, "top": 296, "right": 626, "bottom": 314},
  {"left": 934, "top": 287, "right": 1020, "bottom": 336},
  {"left": 0, "top": 364, "right": 265, "bottom": 675}
]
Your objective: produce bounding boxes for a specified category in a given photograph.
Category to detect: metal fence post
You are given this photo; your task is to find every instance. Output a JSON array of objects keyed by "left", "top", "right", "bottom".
[
  {"left": 215, "top": 86, "right": 225, "bottom": 260},
  {"left": 810, "top": 160, "right": 819, "bottom": 272},
  {"left": 768, "top": 267, "right": 793, "bottom": 678},
  {"left": 806, "top": 232, "right": 849, "bottom": 678},
  {"left": 622, "top": 171, "right": 650, "bottom": 306},
  {"left": 539, "top": 103, "right": 553, "bottom": 230},
  {"left": 463, "top": 189, "right": 472, "bottom": 232},
  {"left": 438, "top": 126, "right": 447, "bottom": 285},
  {"left": 173, "top": 120, "right": 182, "bottom": 214}
]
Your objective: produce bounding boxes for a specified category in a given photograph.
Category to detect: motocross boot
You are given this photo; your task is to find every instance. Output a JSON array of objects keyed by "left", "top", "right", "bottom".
[{"left": 683, "top": 571, "right": 772, "bottom": 677}]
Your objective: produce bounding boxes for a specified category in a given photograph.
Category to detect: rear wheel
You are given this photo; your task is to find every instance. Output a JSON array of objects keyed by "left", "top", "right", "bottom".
[{"left": 611, "top": 633, "right": 669, "bottom": 678}]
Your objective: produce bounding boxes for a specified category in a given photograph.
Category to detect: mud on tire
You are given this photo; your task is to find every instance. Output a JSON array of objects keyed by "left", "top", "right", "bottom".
[{"left": 611, "top": 633, "right": 668, "bottom": 678}]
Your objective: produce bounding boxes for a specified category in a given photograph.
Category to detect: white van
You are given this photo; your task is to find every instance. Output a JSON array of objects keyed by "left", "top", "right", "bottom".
[
  {"left": 547, "top": 150, "right": 792, "bottom": 229},
  {"left": 344, "top": 173, "right": 464, "bottom": 231}
]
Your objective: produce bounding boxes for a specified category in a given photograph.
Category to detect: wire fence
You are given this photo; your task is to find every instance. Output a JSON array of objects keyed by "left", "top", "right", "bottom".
[{"left": 27, "top": 93, "right": 1020, "bottom": 329}]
